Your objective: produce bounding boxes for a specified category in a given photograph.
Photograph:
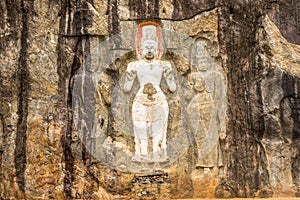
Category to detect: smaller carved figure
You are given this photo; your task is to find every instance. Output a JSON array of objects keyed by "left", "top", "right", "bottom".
[{"left": 187, "top": 72, "right": 224, "bottom": 174}]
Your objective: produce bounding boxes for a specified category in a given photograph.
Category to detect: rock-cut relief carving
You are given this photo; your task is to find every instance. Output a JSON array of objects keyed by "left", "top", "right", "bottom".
[
  {"left": 124, "top": 22, "right": 176, "bottom": 163},
  {"left": 188, "top": 38, "right": 226, "bottom": 174}
]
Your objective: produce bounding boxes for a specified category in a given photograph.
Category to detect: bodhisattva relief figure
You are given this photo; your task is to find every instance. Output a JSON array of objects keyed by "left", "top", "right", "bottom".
[
  {"left": 187, "top": 73, "right": 223, "bottom": 174},
  {"left": 123, "top": 23, "right": 176, "bottom": 163},
  {"left": 188, "top": 38, "right": 226, "bottom": 175}
]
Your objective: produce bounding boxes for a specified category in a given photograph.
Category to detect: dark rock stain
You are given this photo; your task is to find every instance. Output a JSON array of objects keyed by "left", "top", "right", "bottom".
[
  {"left": 129, "top": 0, "right": 159, "bottom": 19},
  {"left": 217, "top": 0, "right": 273, "bottom": 197},
  {"left": 280, "top": 73, "right": 300, "bottom": 194},
  {"left": 108, "top": 0, "right": 120, "bottom": 38},
  {"left": 249, "top": 81, "right": 265, "bottom": 140},
  {"left": 0, "top": 72, "right": 5, "bottom": 142},
  {"left": 0, "top": 115, "right": 4, "bottom": 169},
  {"left": 172, "top": 0, "right": 216, "bottom": 20},
  {"left": 0, "top": 0, "right": 20, "bottom": 51},
  {"left": 282, "top": 72, "right": 296, "bottom": 97},
  {"left": 14, "top": 0, "right": 33, "bottom": 194},
  {"left": 57, "top": 0, "right": 75, "bottom": 197},
  {"left": 4, "top": 0, "right": 19, "bottom": 34},
  {"left": 107, "top": 0, "right": 121, "bottom": 140},
  {"left": 255, "top": 82, "right": 265, "bottom": 141}
]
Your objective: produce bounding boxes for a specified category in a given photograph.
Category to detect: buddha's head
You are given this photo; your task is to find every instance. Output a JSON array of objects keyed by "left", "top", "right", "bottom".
[{"left": 136, "top": 22, "right": 163, "bottom": 59}]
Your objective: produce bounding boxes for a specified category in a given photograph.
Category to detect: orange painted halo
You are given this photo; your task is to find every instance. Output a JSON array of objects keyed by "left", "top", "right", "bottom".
[{"left": 136, "top": 21, "right": 164, "bottom": 59}]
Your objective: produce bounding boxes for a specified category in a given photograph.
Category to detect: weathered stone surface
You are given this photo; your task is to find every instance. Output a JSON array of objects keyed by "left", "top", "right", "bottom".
[
  {"left": 259, "top": 15, "right": 300, "bottom": 77},
  {"left": 249, "top": 68, "right": 300, "bottom": 197},
  {"left": 216, "top": 0, "right": 299, "bottom": 198},
  {"left": 0, "top": 0, "right": 299, "bottom": 199},
  {"left": 267, "top": 0, "right": 300, "bottom": 45}
]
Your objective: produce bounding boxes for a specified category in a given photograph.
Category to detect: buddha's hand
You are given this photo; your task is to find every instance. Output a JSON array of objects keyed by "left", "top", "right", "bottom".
[
  {"left": 163, "top": 67, "right": 173, "bottom": 80},
  {"left": 126, "top": 70, "right": 136, "bottom": 81}
]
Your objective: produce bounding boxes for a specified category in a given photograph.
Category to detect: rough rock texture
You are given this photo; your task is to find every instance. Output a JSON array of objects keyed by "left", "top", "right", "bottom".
[
  {"left": 0, "top": 0, "right": 299, "bottom": 199},
  {"left": 267, "top": 0, "right": 300, "bottom": 45}
]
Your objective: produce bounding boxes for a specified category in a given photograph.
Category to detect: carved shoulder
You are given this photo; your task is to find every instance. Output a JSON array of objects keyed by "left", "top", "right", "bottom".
[
  {"left": 126, "top": 61, "right": 138, "bottom": 71},
  {"left": 160, "top": 61, "right": 172, "bottom": 70}
]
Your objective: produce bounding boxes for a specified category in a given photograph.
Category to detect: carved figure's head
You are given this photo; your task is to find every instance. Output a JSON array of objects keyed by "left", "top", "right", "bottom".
[
  {"left": 191, "top": 39, "right": 211, "bottom": 72},
  {"left": 193, "top": 78, "right": 206, "bottom": 92},
  {"left": 136, "top": 22, "right": 163, "bottom": 59},
  {"left": 141, "top": 39, "right": 158, "bottom": 60},
  {"left": 191, "top": 73, "right": 206, "bottom": 92}
]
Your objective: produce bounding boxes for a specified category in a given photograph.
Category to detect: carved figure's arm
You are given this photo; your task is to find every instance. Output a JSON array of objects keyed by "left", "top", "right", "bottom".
[
  {"left": 124, "top": 63, "right": 136, "bottom": 92},
  {"left": 183, "top": 81, "right": 193, "bottom": 100},
  {"left": 184, "top": 74, "right": 197, "bottom": 100},
  {"left": 163, "top": 63, "right": 176, "bottom": 92}
]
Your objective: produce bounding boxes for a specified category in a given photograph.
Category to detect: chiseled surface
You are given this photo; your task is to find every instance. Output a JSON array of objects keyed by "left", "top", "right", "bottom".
[{"left": 0, "top": 0, "right": 299, "bottom": 199}]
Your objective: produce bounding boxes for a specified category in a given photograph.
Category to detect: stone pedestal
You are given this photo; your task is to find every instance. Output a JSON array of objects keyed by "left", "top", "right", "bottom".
[{"left": 131, "top": 171, "right": 170, "bottom": 199}]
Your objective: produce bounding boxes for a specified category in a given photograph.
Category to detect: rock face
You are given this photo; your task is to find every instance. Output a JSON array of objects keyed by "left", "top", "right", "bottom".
[{"left": 0, "top": 0, "right": 299, "bottom": 199}]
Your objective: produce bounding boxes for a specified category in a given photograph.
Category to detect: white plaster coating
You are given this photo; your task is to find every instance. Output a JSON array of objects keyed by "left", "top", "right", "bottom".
[{"left": 124, "top": 26, "right": 176, "bottom": 162}]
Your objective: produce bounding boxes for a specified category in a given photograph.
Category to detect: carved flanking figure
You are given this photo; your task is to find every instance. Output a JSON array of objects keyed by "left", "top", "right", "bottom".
[
  {"left": 188, "top": 39, "right": 227, "bottom": 175},
  {"left": 187, "top": 73, "right": 223, "bottom": 174},
  {"left": 123, "top": 22, "right": 176, "bottom": 163}
]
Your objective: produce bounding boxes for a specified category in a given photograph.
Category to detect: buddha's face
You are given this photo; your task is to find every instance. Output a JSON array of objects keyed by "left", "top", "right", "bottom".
[{"left": 141, "top": 40, "right": 158, "bottom": 60}]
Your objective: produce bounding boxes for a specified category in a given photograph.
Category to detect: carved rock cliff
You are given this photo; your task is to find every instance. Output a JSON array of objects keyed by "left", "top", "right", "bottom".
[{"left": 0, "top": 0, "right": 299, "bottom": 199}]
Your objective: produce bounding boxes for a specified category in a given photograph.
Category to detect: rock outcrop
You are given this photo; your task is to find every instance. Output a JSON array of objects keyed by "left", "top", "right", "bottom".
[{"left": 0, "top": 0, "right": 299, "bottom": 199}]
